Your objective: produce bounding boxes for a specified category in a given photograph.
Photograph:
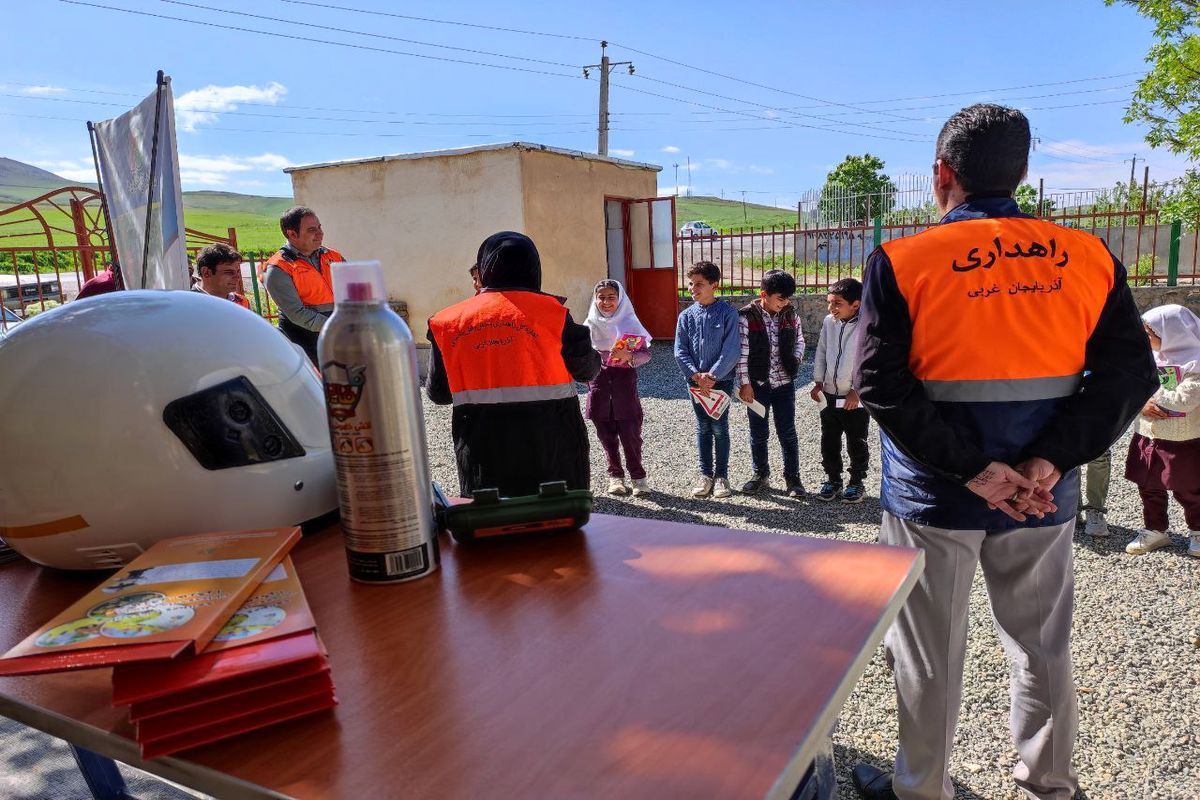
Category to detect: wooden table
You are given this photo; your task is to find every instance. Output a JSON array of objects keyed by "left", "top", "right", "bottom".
[{"left": 0, "top": 515, "right": 922, "bottom": 799}]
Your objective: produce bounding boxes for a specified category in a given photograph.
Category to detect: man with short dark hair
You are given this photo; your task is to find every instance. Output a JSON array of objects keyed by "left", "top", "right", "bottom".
[
  {"left": 193, "top": 243, "right": 250, "bottom": 309},
  {"left": 851, "top": 104, "right": 1157, "bottom": 800},
  {"left": 259, "top": 206, "right": 345, "bottom": 363}
]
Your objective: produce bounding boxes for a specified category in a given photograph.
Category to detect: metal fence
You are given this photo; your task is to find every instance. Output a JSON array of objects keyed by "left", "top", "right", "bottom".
[
  {"left": 0, "top": 240, "right": 285, "bottom": 335},
  {"left": 678, "top": 206, "right": 1199, "bottom": 295}
]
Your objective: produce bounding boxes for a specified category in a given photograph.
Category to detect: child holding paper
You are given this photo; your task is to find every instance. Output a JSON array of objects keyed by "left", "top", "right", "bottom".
[
  {"left": 809, "top": 278, "right": 868, "bottom": 503},
  {"left": 675, "top": 261, "right": 741, "bottom": 498},
  {"left": 584, "top": 280, "right": 652, "bottom": 496},
  {"left": 1124, "top": 304, "right": 1200, "bottom": 557},
  {"left": 736, "top": 270, "right": 806, "bottom": 497}
]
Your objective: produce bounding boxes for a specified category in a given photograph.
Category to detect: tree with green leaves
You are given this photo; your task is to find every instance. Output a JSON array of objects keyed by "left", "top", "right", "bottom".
[
  {"left": 1014, "top": 183, "right": 1057, "bottom": 215},
  {"left": 1106, "top": 0, "right": 1199, "bottom": 226},
  {"left": 818, "top": 154, "right": 897, "bottom": 224}
]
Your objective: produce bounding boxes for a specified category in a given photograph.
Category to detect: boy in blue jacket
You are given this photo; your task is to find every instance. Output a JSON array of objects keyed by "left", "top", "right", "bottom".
[{"left": 675, "top": 261, "right": 741, "bottom": 498}]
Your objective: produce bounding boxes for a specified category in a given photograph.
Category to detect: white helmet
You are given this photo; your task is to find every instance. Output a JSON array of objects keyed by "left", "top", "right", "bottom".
[{"left": 0, "top": 291, "right": 337, "bottom": 570}]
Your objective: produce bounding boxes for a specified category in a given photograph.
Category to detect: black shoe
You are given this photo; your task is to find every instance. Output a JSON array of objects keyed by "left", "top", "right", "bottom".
[
  {"left": 741, "top": 473, "right": 769, "bottom": 494},
  {"left": 816, "top": 481, "right": 843, "bottom": 502},
  {"left": 841, "top": 483, "right": 865, "bottom": 504},
  {"left": 784, "top": 475, "right": 806, "bottom": 498},
  {"left": 850, "top": 763, "right": 898, "bottom": 800}
]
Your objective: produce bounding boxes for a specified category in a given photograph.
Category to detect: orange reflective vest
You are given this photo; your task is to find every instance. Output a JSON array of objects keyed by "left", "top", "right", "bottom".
[
  {"left": 260, "top": 248, "right": 344, "bottom": 306},
  {"left": 428, "top": 291, "right": 575, "bottom": 406},
  {"left": 881, "top": 217, "right": 1114, "bottom": 402},
  {"left": 231, "top": 292, "right": 251, "bottom": 310}
]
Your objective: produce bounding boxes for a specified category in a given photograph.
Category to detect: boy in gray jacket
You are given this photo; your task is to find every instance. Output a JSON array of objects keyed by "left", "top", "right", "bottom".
[{"left": 809, "top": 278, "right": 868, "bottom": 503}]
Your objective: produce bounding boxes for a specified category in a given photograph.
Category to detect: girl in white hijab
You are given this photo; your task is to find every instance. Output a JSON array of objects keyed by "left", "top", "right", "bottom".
[
  {"left": 1124, "top": 304, "right": 1200, "bottom": 557},
  {"left": 583, "top": 280, "right": 652, "bottom": 496}
]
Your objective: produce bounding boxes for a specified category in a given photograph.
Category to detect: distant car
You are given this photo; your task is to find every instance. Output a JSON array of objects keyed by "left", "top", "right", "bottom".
[
  {"left": 1, "top": 277, "right": 62, "bottom": 313},
  {"left": 678, "top": 221, "right": 719, "bottom": 238},
  {"left": 0, "top": 306, "right": 22, "bottom": 337}
]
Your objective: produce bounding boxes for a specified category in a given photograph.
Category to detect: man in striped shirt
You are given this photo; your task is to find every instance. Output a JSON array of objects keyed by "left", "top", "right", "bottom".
[{"left": 736, "top": 269, "right": 807, "bottom": 497}]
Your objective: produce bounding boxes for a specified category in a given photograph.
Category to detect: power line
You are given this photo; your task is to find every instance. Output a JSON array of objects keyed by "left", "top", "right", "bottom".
[
  {"left": 158, "top": 0, "right": 578, "bottom": 69},
  {"left": 58, "top": 1, "right": 583, "bottom": 80},
  {"left": 275, "top": 0, "right": 594, "bottom": 41}
]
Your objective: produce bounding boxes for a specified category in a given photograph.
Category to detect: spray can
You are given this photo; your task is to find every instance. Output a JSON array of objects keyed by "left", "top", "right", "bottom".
[{"left": 318, "top": 260, "right": 438, "bottom": 583}]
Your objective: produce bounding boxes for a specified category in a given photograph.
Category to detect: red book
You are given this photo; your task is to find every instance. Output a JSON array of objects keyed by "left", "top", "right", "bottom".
[
  {"left": 138, "top": 688, "right": 338, "bottom": 760},
  {"left": 112, "top": 630, "right": 324, "bottom": 706},
  {"left": 134, "top": 669, "right": 333, "bottom": 741}
]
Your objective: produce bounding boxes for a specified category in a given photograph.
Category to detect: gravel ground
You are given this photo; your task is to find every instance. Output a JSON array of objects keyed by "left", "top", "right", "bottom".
[
  {"left": 3, "top": 342, "right": 1195, "bottom": 799},
  {"left": 423, "top": 343, "right": 1200, "bottom": 800}
]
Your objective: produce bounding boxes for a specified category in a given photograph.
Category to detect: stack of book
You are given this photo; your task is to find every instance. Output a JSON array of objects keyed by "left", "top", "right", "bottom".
[{"left": 0, "top": 529, "right": 336, "bottom": 758}]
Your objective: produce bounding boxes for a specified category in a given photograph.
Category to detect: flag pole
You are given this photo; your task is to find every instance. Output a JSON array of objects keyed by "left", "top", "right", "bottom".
[
  {"left": 139, "top": 70, "right": 167, "bottom": 290},
  {"left": 86, "top": 120, "right": 122, "bottom": 289}
]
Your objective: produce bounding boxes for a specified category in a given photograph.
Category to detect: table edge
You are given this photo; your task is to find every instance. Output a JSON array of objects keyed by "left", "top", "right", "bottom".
[
  {"left": 764, "top": 547, "right": 925, "bottom": 800},
  {"left": 0, "top": 695, "right": 293, "bottom": 800}
]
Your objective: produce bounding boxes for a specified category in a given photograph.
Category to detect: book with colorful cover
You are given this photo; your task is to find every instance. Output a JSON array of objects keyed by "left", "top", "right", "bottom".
[
  {"left": 0, "top": 528, "right": 300, "bottom": 676},
  {"left": 607, "top": 333, "right": 648, "bottom": 367},
  {"left": 1157, "top": 365, "right": 1187, "bottom": 417},
  {"left": 112, "top": 559, "right": 321, "bottom": 706}
]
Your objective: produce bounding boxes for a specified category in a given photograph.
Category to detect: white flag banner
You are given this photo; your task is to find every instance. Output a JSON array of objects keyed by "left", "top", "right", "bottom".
[{"left": 93, "top": 77, "right": 189, "bottom": 290}]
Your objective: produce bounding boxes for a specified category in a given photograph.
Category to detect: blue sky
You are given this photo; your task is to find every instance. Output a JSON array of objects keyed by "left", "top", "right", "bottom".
[{"left": 1, "top": 0, "right": 1192, "bottom": 204}]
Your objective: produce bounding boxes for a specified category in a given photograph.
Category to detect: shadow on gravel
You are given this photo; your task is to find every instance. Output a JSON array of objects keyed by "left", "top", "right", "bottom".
[
  {"left": 1073, "top": 524, "right": 1196, "bottom": 559},
  {"left": 832, "top": 743, "right": 989, "bottom": 800}
]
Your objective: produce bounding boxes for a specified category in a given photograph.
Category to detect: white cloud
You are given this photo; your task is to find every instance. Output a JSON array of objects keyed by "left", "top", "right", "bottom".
[
  {"left": 658, "top": 184, "right": 690, "bottom": 197},
  {"left": 610, "top": 148, "right": 635, "bottom": 157},
  {"left": 748, "top": 165, "right": 774, "bottom": 175},
  {"left": 706, "top": 158, "right": 732, "bottom": 170},
  {"left": 178, "top": 152, "right": 292, "bottom": 187},
  {"left": 175, "top": 82, "right": 287, "bottom": 131},
  {"left": 30, "top": 158, "right": 94, "bottom": 183},
  {"left": 21, "top": 85, "right": 66, "bottom": 96},
  {"left": 1030, "top": 139, "right": 1193, "bottom": 190},
  {"left": 661, "top": 145, "right": 681, "bottom": 154}
]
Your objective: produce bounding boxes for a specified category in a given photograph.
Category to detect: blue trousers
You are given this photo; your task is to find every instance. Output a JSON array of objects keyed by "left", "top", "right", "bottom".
[
  {"left": 747, "top": 381, "right": 799, "bottom": 478},
  {"left": 691, "top": 379, "right": 733, "bottom": 479}
]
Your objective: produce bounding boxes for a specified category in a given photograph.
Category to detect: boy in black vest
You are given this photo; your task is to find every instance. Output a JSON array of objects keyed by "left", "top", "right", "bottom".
[{"left": 736, "top": 270, "right": 806, "bottom": 497}]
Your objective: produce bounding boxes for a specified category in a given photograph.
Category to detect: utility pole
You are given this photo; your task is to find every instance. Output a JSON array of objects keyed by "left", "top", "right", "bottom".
[
  {"left": 673, "top": 163, "right": 679, "bottom": 195},
  {"left": 1125, "top": 154, "right": 1139, "bottom": 187},
  {"left": 741, "top": 190, "right": 748, "bottom": 223},
  {"left": 686, "top": 156, "right": 692, "bottom": 196},
  {"left": 582, "top": 41, "right": 632, "bottom": 157}
]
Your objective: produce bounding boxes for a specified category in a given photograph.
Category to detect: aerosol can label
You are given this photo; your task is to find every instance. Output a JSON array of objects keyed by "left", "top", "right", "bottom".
[{"left": 323, "top": 361, "right": 436, "bottom": 582}]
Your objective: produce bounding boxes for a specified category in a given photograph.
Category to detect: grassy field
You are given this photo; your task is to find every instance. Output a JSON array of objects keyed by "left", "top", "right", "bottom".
[{"left": 675, "top": 195, "right": 801, "bottom": 230}]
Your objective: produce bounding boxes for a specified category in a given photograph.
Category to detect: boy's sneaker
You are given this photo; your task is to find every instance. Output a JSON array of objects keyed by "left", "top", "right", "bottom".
[
  {"left": 784, "top": 475, "right": 806, "bottom": 499},
  {"left": 691, "top": 476, "right": 714, "bottom": 498},
  {"left": 1189, "top": 532, "right": 1200, "bottom": 558},
  {"left": 630, "top": 478, "right": 650, "bottom": 496},
  {"left": 712, "top": 478, "right": 733, "bottom": 499},
  {"left": 607, "top": 477, "right": 629, "bottom": 496},
  {"left": 741, "top": 473, "right": 769, "bottom": 494},
  {"left": 1084, "top": 510, "right": 1109, "bottom": 538},
  {"left": 816, "top": 481, "right": 843, "bottom": 502},
  {"left": 841, "top": 484, "right": 866, "bottom": 504},
  {"left": 1126, "top": 528, "right": 1172, "bottom": 555}
]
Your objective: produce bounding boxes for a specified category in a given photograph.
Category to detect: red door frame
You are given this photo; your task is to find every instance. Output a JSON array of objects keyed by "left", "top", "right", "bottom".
[{"left": 608, "top": 195, "right": 677, "bottom": 339}]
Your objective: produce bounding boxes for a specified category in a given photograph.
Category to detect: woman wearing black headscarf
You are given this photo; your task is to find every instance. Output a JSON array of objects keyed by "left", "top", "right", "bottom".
[{"left": 427, "top": 232, "right": 601, "bottom": 497}]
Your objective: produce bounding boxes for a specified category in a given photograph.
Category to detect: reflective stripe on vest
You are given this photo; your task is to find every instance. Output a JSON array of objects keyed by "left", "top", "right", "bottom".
[
  {"left": 429, "top": 291, "right": 574, "bottom": 407},
  {"left": 261, "top": 248, "right": 344, "bottom": 307},
  {"left": 881, "top": 217, "right": 1113, "bottom": 400}
]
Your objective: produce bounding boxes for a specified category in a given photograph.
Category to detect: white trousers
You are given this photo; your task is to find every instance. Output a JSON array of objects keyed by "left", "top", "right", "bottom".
[{"left": 880, "top": 513, "right": 1079, "bottom": 800}]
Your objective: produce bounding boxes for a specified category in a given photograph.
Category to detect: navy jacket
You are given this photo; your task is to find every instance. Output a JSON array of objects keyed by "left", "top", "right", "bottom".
[{"left": 857, "top": 196, "right": 1157, "bottom": 530}]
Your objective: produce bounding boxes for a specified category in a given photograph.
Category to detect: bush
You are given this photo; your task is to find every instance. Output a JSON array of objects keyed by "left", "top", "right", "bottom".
[{"left": 22, "top": 300, "right": 61, "bottom": 318}]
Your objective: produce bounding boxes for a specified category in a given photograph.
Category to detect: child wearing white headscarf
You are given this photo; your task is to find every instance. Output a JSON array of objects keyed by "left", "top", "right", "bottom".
[
  {"left": 1124, "top": 304, "right": 1200, "bottom": 557},
  {"left": 583, "top": 280, "right": 652, "bottom": 496}
]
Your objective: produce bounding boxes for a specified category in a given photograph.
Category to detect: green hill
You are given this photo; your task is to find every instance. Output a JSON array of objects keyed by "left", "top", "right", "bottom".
[
  {"left": 2, "top": 158, "right": 806, "bottom": 252},
  {"left": 676, "top": 195, "right": 801, "bottom": 231}
]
